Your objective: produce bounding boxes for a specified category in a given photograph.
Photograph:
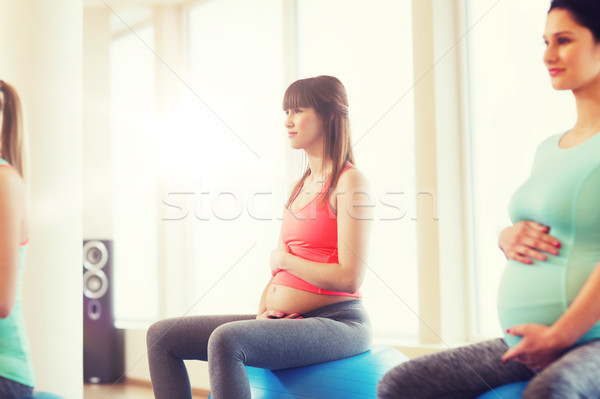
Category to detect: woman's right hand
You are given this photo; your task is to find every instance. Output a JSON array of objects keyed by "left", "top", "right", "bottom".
[
  {"left": 499, "top": 221, "right": 561, "bottom": 264},
  {"left": 256, "top": 310, "right": 302, "bottom": 320}
]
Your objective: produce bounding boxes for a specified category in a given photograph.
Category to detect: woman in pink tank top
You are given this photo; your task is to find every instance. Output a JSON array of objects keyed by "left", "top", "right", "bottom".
[
  {"left": 260, "top": 75, "right": 373, "bottom": 317},
  {"left": 148, "top": 76, "right": 373, "bottom": 399}
]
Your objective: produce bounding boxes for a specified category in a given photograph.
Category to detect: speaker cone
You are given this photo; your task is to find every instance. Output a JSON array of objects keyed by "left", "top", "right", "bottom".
[
  {"left": 83, "top": 269, "right": 109, "bottom": 299},
  {"left": 83, "top": 240, "right": 108, "bottom": 270}
]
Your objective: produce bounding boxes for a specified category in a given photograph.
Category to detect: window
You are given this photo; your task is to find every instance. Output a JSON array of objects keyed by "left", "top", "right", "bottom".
[
  {"left": 296, "top": 0, "right": 417, "bottom": 340},
  {"left": 109, "top": 1, "right": 418, "bottom": 341},
  {"left": 465, "top": 0, "right": 575, "bottom": 337},
  {"left": 173, "top": 0, "right": 417, "bottom": 339},
  {"left": 182, "top": 0, "right": 286, "bottom": 316}
]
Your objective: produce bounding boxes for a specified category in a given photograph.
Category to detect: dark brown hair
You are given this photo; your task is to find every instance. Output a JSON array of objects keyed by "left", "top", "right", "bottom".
[
  {"left": 550, "top": 0, "right": 600, "bottom": 42},
  {"left": 0, "top": 80, "right": 24, "bottom": 177},
  {"left": 282, "top": 76, "right": 354, "bottom": 207}
]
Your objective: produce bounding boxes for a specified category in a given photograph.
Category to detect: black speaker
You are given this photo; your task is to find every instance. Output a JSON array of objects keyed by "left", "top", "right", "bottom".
[{"left": 83, "top": 239, "right": 124, "bottom": 383}]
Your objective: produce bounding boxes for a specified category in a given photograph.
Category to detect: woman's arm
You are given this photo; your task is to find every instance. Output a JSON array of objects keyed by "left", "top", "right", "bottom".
[
  {"left": 0, "top": 168, "right": 24, "bottom": 318},
  {"left": 270, "top": 169, "right": 373, "bottom": 293},
  {"left": 503, "top": 260, "right": 600, "bottom": 370},
  {"left": 549, "top": 261, "right": 600, "bottom": 344}
]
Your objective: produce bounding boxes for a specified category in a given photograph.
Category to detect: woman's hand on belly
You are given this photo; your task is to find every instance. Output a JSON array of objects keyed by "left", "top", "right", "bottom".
[
  {"left": 499, "top": 221, "right": 561, "bottom": 265},
  {"left": 501, "top": 323, "right": 570, "bottom": 371},
  {"left": 256, "top": 309, "right": 302, "bottom": 320}
]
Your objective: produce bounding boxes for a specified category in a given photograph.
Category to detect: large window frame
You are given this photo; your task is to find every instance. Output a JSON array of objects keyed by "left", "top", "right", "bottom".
[{"left": 110, "top": 0, "right": 425, "bottom": 344}]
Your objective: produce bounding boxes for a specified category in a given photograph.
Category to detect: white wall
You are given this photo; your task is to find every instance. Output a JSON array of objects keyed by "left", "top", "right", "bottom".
[
  {"left": 0, "top": 1, "right": 83, "bottom": 397},
  {"left": 83, "top": 7, "right": 114, "bottom": 241}
]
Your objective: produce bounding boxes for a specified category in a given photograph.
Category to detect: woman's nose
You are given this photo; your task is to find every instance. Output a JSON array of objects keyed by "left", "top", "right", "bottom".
[
  {"left": 284, "top": 114, "right": 293, "bottom": 128},
  {"left": 544, "top": 44, "right": 557, "bottom": 65}
]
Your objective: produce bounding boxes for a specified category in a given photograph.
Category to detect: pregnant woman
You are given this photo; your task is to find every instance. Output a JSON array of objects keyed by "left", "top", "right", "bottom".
[
  {"left": 147, "top": 75, "right": 373, "bottom": 399},
  {"left": 378, "top": 1, "right": 600, "bottom": 398}
]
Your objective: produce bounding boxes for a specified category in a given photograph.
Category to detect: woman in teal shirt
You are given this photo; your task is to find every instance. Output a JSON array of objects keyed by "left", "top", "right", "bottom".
[
  {"left": 0, "top": 80, "right": 35, "bottom": 397},
  {"left": 378, "top": 0, "right": 600, "bottom": 397}
]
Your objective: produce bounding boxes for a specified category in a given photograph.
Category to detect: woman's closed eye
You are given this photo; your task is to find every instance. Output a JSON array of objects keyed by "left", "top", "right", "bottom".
[{"left": 557, "top": 37, "right": 571, "bottom": 45}]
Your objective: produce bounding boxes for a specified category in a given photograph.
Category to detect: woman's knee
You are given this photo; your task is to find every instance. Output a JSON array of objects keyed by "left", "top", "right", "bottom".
[
  {"left": 207, "top": 323, "right": 246, "bottom": 362},
  {"left": 523, "top": 370, "right": 580, "bottom": 399},
  {"left": 147, "top": 318, "right": 175, "bottom": 349},
  {"left": 377, "top": 362, "right": 417, "bottom": 399},
  {"left": 377, "top": 366, "right": 400, "bottom": 399}
]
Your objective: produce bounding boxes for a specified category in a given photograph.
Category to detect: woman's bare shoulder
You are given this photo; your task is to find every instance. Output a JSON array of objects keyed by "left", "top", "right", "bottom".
[{"left": 337, "top": 167, "right": 369, "bottom": 191}]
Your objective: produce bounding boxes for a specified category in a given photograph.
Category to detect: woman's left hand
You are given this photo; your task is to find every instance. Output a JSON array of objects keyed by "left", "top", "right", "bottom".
[
  {"left": 501, "top": 323, "right": 570, "bottom": 371},
  {"left": 270, "top": 246, "right": 290, "bottom": 276}
]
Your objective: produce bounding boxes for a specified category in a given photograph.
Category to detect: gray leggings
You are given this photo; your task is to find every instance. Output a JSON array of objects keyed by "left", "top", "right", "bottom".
[
  {"left": 377, "top": 337, "right": 600, "bottom": 399},
  {"left": 0, "top": 376, "right": 33, "bottom": 399},
  {"left": 147, "top": 300, "right": 371, "bottom": 399}
]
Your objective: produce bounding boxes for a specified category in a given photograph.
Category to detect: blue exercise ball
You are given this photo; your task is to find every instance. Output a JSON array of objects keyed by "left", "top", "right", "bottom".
[
  {"left": 30, "top": 393, "right": 65, "bottom": 399},
  {"left": 208, "top": 345, "right": 408, "bottom": 399}
]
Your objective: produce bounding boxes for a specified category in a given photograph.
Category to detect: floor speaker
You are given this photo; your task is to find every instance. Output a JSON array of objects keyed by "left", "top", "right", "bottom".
[{"left": 83, "top": 239, "right": 124, "bottom": 383}]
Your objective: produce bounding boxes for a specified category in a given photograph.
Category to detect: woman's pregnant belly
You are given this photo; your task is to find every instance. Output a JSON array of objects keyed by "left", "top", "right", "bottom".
[
  {"left": 265, "top": 284, "right": 354, "bottom": 315},
  {"left": 497, "top": 259, "right": 566, "bottom": 347}
]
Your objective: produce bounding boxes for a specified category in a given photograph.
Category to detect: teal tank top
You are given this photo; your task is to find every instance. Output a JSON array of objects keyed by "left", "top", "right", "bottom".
[
  {"left": 0, "top": 158, "right": 35, "bottom": 387},
  {"left": 497, "top": 133, "right": 600, "bottom": 347}
]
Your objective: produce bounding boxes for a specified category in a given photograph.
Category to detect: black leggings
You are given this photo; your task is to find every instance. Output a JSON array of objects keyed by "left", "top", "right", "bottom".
[
  {"left": 377, "top": 338, "right": 600, "bottom": 399},
  {"left": 147, "top": 300, "right": 371, "bottom": 399}
]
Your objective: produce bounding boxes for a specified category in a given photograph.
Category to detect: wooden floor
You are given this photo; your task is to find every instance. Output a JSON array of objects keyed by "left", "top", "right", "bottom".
[{"left": 84, "top": 380, "right": 208, "bottom": 399}]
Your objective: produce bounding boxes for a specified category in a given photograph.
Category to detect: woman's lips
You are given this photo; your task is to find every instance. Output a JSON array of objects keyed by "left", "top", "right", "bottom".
[{"left": 548, "top": 68, "right": 564, "bottom": 77}]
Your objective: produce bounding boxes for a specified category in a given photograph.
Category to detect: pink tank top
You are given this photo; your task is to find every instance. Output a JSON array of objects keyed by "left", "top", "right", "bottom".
[{"left": 272, "top": 163, "right": 361, "bottom": 298}]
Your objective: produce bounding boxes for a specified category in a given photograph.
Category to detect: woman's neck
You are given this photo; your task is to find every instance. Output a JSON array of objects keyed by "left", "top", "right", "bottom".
[
  {"left": 305, "top": 153, "right": 331, "bottom": 183},
  {"left": 572, "top": 79, "right": 600, "bottom": 136}
]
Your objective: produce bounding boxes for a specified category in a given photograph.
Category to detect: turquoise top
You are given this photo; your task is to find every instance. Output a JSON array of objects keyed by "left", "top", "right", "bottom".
[
  {"left": 0, "top": 158, "right": 35, "bottom": 387},
  {"left": 497, "top": 133, "right": 600, "bottom": 347}
]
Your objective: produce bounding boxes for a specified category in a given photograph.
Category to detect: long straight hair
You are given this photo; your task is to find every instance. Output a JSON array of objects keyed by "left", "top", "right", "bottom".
[
  {"left": 282, "top": 76, "right": 354, "bottom": 207},
  {"left": 0, "top": 80, "right": 24, "bottom": 177}
]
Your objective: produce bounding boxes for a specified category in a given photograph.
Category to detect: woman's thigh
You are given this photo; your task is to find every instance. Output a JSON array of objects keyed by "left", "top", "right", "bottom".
[
  {"left": 208, "top": 315, "right": 372, "bottom": 370},
  {"left": 524, "top": 339, "right": 600, "bottom": 399},
  {"left": 377, "top": 338, "right": 533, "bottom": 399},
  {"left": 147, "top": 314, "right": 256, "bottom": 361}
]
